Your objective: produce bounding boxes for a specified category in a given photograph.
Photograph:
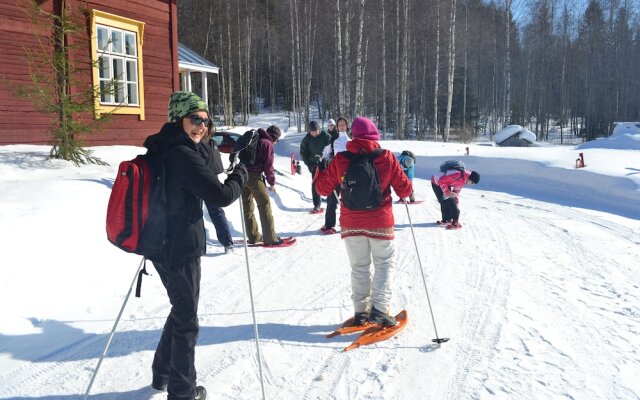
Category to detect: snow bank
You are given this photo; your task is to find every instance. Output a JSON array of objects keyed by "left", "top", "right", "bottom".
[{"left": 577, "top": 133, "right": 640, "bottom": 150}]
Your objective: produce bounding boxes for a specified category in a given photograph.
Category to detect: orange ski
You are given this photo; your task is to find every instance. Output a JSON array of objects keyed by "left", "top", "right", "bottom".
[
  {"left": 343, "top": 310, "right": 408, "bottom": 352},
  {"left": 326, "top": 316, "right": 374, "bottom": 338}
]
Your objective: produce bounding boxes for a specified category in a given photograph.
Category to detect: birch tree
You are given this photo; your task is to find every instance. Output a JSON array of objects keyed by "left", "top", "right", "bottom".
[{"left": 443, "top": 0, "right": 457, "bottom": 142}]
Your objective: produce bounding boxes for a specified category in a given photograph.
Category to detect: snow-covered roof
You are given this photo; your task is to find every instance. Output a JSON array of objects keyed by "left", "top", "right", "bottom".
[{"left": 494, "top": 125, "right": 536, "bottom": 144}]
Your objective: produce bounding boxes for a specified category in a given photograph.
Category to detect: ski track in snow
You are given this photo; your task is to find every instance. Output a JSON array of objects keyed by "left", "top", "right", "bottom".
[{"left": 1, "top": 172, "right": 639, "bottom": 398}]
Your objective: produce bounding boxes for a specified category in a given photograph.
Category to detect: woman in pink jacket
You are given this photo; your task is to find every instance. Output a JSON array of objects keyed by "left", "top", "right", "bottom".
[
  {"left": 314, "top": 117, "right": 412, "bottom": 326},
  {"left": 431, "top": 163, "right": 480, "bottom": 229}
]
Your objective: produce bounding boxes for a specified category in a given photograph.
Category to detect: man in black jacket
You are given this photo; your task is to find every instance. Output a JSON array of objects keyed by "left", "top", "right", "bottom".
[
  {"left": 300, "top": 120, "right": 330, "bottom": 213},
  {"left": 143, "top": 91, "right": 247, "bottom": 400}
]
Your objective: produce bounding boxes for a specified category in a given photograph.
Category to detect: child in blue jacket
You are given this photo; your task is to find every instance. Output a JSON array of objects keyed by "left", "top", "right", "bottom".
[{"left": 396, "top": 150, "right": 416, "bottom": 202}]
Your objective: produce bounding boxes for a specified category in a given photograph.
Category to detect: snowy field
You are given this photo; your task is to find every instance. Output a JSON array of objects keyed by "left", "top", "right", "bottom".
[{"left": 0, "top": 116, "right": 639, "bottom": 400}]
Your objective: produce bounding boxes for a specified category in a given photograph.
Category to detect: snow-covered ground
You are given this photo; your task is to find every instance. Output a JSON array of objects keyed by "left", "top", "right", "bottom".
[{"left": 1, "top": 115, "right": 639, "bottom": 400}]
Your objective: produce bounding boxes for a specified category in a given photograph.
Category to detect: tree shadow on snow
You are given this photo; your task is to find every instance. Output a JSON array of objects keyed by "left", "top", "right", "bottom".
[
  {"left": 3, "top": 386, "right": 158, "bottom": 400},
  {"left": 0, "top": 319, "right": 348, "bottom": 364}
]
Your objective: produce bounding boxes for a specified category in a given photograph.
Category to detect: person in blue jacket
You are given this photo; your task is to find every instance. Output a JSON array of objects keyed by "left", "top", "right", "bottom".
[{"left": 396, "top": 150, "right": 416, "bottom": 202}]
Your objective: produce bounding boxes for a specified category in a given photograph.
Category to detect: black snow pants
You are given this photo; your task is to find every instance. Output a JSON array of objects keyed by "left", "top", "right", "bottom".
[
  {"left": 152, "top": 258, "right": 201, "bottom": 400},
  {"left": 324, "top": 185, "right": 341, "bottom": 229},
  {"left": 431, "top": 182, "right": 460, "bottom": 222}
]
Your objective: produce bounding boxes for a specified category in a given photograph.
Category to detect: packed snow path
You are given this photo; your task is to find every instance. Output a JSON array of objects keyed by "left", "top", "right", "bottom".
[{"left": 0, "top": 144, "right": 638, "bottom": 400}]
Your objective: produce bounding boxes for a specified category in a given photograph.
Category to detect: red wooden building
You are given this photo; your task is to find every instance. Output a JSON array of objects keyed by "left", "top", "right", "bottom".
[{"left": 0, "top": 0, "right": 181, "bottom": 146}]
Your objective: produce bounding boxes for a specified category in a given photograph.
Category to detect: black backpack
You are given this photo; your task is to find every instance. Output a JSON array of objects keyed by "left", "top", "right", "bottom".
[
  {"left": 341, "top": 149, "right": 385, "bottom": 210},
  {"left": 232, "top": 129, "right": 260, "bottom": 165},
  {"left": 440, "top": 160, "right": 465, "bottom": 173}
]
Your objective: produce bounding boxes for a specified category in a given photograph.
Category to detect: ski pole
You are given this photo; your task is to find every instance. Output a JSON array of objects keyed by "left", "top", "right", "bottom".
[
  {"left": 234, "top": 162, "right": 268, "bottom": 400},
  {"left": 84, "top": 256, "right": 145, "bottom": 399},
  {"left": 403, "top": 201, "right": 450, "bottom": 345}
]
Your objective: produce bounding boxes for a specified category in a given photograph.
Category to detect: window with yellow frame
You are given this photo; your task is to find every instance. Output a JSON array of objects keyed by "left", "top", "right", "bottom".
[{"left": 91, "top": 10, "right": 145, "bottom": 120}]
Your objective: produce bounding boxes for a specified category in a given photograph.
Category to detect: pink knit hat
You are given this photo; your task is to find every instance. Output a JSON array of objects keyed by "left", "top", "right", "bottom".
[{"left": 350, "top": 117, "right": 380, "bottom": 140}]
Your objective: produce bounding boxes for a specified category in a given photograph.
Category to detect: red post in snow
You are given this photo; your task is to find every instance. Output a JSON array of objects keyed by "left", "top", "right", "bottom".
[{"left": 575, "top": 152, "right": 585, "bottom": 168}]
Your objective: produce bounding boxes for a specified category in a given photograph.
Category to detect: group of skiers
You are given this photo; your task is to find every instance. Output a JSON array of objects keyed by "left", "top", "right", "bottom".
[{"left": 141, "top": 91, "right": 479, "bottom": 400}]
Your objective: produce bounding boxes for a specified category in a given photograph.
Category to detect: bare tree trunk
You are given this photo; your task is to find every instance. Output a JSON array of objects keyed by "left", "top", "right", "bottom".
[
  {"left": 203, "top": 1, "right": 214, "bottom": 58},
  {"left": 444, "top": 0, "right": 457, "bottom": 142},
  {"left": 289, "top": 0, "right": 300, "bottom": 130},
  {"left": 225, "top": 2, "right": 234, "bottom": 125},
  {"left": 433, "top": 0, "right": 440, "bottom": 141},
  {"left": 293, "top": 0, "right": 303, "bottom": 130},
  {"left": 462, "top": 0, "right": 467, "bottom": 130},
  {"left": 504, "top": 0, "right": 511, "bottom": 124},
  {"left": 491, "top": 9, "right": 497, "bottom": 134},
  {"left": 265, "top": 0, "right": 276, "bottom": 112},
  {"left": 393, "top": 0, "right": 400, "bottom": 137},
  {"left": 336, "top": 0, "right": 345, "bottom": 115},
  {"left": 523, "top": 46, "right": 531, "bottom": 131},
  {"left": 303, "top": 0, "right": 319, "bottom": 124},
  {"left": 344, "top": 0, "right": 352, "bottom": 117},
  {"left": 381, "top": 0, "right": 387, "bottom": 132},
  {"left": 353, "top": 0, "right": 367, "bottom": 116},
  {"left": 398, "top": 0, "right": 409, "bottom": 139}
]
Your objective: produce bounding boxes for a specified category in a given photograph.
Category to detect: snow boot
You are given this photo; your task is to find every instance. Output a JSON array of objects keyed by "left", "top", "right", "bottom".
[
  {"left": 368, "top": 306, "right": 397, "bottom": 327},
  {"left": 320, "top": 225, "right": 337, "bottom": 234},
  {"left": 352, "top": 312, "right": 369, "bottom": 326},
  {"left": 436, "top": 220, "right": 451, "bottom": 226},
  {"left": 195, "top": 385, "right": 207, "bottom": 400},
  {"left": 150, "top": 376, "right": 167, "bottom": 391},
  {"left": 446, "top": 222, "right": 462, "bottom": 230},
  {"left": 224, "top": 245, "right": 234, "bottom": 254}
]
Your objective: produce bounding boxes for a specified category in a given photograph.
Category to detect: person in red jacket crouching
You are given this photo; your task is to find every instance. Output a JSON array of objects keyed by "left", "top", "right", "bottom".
[
  {"left": 314, "top": 117, "right": 413, "bottom": 327},
  {"left": 431, "top": 161, "right": 480, "bottom": 230}
]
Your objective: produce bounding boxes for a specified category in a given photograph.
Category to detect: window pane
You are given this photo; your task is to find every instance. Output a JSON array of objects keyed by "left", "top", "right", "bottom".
[
  {"left": 97, "top": 26, "right": 109, "bottom": 51},
  {"left": 111, "top": 30, "right": 123, "bottom": 54},
  {"left": 112, "top": 58, "right": 124, "bottom": 80},
  {"left": 100, "top": 80, "right": 112, "bottom": 103},
  {"left": 125, "top": 33, "right": 136, "bottom": 56},
  {"left": 126, "top": 60, "right": 137, "bottom": 82},
  {"left": 114, "top": 82, "right": 125, "bottom": 103},
  {"left": 127, "top": 83, "right": 138, "bottom": 104},
  {"left": 98, "top": 56, "right": 110, "bottom": 79}
]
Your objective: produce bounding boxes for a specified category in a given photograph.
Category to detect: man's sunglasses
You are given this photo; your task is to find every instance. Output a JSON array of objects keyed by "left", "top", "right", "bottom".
[{"left": 187, "top": 115, "right": 211, "bottom": 126}]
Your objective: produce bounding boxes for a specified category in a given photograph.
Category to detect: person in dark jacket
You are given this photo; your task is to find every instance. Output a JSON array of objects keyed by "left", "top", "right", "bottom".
[
  {"left": 204, "top": 134, "right": 234, "bottom": 253},
  {"left": 143, "top": 91, "right": 247, "bottom": 400},
  {"left": 300, "top": 120, "right": 331, "bottom": 213},
  {"left": 319, "top": 117, "right": 350, "bottom": 234},
  {"left": 240, "top": 125, "right": 285, "bottom": 245}
]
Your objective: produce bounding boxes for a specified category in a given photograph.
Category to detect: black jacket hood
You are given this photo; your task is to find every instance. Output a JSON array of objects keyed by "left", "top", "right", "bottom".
[{"left": 143, "top": 123, "right": 196, "bottom": 154}]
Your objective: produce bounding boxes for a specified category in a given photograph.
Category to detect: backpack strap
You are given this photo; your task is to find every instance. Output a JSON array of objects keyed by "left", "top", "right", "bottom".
[{"left": 343, "top": 148, "right": 384, "bottom": 161}]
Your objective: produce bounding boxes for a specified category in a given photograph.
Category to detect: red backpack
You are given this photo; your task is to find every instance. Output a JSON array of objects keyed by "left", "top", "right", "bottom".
[{"left": 106, "top": 152, "right": 168, "bottom": 260}]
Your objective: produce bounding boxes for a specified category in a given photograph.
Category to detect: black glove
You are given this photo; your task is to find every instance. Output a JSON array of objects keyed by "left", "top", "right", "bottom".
[
  {"left": 228, "top": 162, "right": 248, "bottom": 186},
  {"left": 318, "top": 158, "right": 330, "bottom": 171}
]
